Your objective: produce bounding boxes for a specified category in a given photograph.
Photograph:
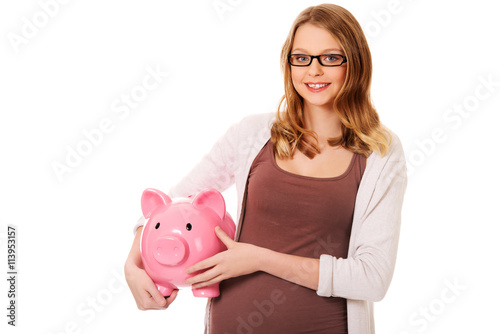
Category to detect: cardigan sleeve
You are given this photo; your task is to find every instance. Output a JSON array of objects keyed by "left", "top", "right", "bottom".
[
  {"left": 167, "top": 112, "right": 274, "bottom": 200},
  {"left": 317, "top": 136, "right": 408, "bottom": 302}
]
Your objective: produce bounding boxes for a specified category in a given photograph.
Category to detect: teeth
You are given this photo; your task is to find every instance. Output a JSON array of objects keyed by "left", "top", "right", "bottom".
[{"left": 307, "top": 83, "right": 328, "bottom": 89}]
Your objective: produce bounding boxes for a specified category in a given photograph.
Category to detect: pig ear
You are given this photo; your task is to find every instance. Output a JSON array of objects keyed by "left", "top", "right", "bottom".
[
  {"left": 141, "top": 188, "right": 172, "bottom": 219},
  {"left": 192, "top": 189, "right": 225, "bottom": 220}
]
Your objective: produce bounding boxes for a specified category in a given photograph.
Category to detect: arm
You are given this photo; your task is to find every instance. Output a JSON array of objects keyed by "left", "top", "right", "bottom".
[
  {"left": 259, "top": 248, "right": 320, "bottom": 291},
  {"left": 317, "top": 137, "right": 408, "bottom": 302},
  {"left": 124, "top": 226, "right": 178, "bottom": 310},
  {"left": 185, "top": 226, "right": 320, "bottom": 291}
]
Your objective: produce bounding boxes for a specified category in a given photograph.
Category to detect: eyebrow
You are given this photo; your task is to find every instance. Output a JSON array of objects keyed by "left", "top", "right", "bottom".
[{"left": 291, "top": 48, "right": 344, "bottom": 54}]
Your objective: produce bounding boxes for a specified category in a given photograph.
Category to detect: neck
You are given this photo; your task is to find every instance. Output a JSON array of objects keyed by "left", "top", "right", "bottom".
[{"left": 302, "top": 103, "right": 342, "bottom": 145}]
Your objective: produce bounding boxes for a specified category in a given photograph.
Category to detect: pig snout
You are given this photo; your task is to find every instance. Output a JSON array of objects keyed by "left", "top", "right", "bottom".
[{"left": 152, "top": 236, "right": 188, "bottom": 266}]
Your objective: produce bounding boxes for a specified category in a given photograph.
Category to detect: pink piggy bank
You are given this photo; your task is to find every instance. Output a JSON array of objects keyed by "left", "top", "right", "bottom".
[{"left": 140, "top": 188, "right": 235, "bottom": 298}]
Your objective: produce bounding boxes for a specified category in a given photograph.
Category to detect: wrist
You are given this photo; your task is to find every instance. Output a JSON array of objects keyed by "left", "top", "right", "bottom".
[
  {"left": 126, "top": 245, "right": 144, "bottom": 270},
  {"left": 257, "top": 246, "right": 273, "bottom": 273}
]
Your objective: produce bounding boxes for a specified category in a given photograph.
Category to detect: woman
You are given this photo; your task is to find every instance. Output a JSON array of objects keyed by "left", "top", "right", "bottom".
[{"left": 125, "top": 4, "right": 407, "bottom": 333}]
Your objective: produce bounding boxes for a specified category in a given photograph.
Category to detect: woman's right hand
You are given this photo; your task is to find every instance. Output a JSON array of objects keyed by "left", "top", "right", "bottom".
[{"left": 124, "top": 226, "right": 179, "bottom": 310}]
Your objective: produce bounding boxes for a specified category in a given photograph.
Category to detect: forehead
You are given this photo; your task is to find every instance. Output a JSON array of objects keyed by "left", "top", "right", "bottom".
[{"left": 292, "top": 23, "right": 343, "bottom": 54}]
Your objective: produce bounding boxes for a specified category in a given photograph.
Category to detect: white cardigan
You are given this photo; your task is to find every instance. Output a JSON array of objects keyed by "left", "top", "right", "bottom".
[{"left": 135, "top": 112, "right": 407, "bottom": 333}]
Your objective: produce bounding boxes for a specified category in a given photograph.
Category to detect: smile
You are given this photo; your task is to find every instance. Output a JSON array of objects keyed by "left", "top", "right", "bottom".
[
  {"left": 305, "top": 82, "right": 330, "bottom": 92},
  {"left": 306, "top": 83, "right": 329, "bottom": 89}
]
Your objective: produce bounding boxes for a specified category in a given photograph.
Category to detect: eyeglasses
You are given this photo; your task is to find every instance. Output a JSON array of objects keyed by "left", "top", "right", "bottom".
[{"left": 287, "top": 54, "right": 347, "bottom": 67}]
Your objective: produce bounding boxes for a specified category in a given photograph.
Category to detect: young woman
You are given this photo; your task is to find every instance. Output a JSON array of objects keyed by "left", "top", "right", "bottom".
[{"left": 125, "top": 4, "right": 407, "bottom": 333}]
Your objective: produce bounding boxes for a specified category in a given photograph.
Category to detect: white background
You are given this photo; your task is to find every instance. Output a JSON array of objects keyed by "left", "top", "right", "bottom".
[{"left": 1, "top": 0, "right": 499, "bottom": 333}]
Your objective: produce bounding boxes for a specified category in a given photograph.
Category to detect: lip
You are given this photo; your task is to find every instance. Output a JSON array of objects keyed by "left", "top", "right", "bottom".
[{"left": 304, "top": 82, "right": 331, "bottom": 93}]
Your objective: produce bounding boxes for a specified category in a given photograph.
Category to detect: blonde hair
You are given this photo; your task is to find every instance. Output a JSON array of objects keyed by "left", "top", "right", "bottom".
[{"left": 271, "top": 3, "right": 391, "bottom": 159}]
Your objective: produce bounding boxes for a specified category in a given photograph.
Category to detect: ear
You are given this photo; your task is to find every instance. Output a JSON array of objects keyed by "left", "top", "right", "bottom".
[
  {"left": 192, "top": 189, "right": 225, "bottom": 220},
  {"left": 141, "top": 188, "right": 172, "bottom": 219}
]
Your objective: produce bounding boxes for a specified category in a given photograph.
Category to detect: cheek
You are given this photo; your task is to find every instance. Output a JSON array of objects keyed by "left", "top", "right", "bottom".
[
  {"left": 291, "top": 69, "right": 304, "bottom": 90},
  {"left": 333, "top": 68, "right": 347, "bottom": 85}
]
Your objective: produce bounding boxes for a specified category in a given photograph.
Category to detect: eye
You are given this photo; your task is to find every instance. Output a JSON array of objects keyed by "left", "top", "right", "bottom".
[
  {"left": 186, "top": 223, "right": 192, "bottom": 231},
  {"left": 290, "top": 54, "right": 310, "bottom": 64},
  {"left": 155, "top": 222, "right": 160, "bottom": 229},
  {"left": 322, "top": 54, "right": 342, "bottom": 65},
  {"left": 296, "top": 55, "right": 310, "bottom": 63}
]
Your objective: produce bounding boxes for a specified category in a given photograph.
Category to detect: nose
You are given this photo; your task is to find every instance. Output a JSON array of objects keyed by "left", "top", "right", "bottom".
[
  {"left": 307, "top": 58, "right": 323, "bottom": 76},
  {"left": 152, "top": 236, "right": 188, "bottom": 266}
]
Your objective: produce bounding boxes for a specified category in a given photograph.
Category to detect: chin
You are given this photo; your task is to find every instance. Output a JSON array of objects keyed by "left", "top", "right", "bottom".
[{"left": 303, "top": 98, "right": 335, "bottom": 109}]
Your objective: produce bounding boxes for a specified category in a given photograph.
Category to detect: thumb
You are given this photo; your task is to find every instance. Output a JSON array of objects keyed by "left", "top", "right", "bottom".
[
  {"left": 144, "top": 278, "right": 170, "bottom": 307},
  {"left": 215, "top": 226, "right": 233, "bottom": 247},
  {"left": 149, "top": 285, "right": 168, "bottom": 306}
]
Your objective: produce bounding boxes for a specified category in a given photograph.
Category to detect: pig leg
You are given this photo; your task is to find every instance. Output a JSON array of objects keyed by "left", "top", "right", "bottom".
[
  {"left": 156, "top": 283, "right": 175, "bottom": 297},
  {"left": 192, "top": 284, "right": 220, "bottom": 297}
]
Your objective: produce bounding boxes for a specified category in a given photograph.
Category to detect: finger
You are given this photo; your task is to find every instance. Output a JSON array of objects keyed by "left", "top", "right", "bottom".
[
  {"left": 215, "top": 226, "right": 234, "bottom": 246},
  {"left": 186, "top": 254, "right": 219, "bottom": 274},
  {"left": 140, "top": 277, "right": 168, "bottom": 307},
  {"left": 192, "top": 274, "right": 224, "bottom": 289},
  {"left": 138, "top": 289, "right": 163, "bottom": 310},
  {"left": 143, "top": 288, "right": 179, "bottom": 310},
  {"left": 150, "top": 288, "right": 168, "bottom": 307},
  {"left": 165, "top": 289, "right": 179, "bottom": 307},
  {"left": 186, "top": 266, "right": 220, "bottom": 286}
]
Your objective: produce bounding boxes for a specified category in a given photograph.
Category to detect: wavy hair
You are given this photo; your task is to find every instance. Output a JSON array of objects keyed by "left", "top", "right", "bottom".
[{"left": 271, "top": 3, "right": 391, "bottom": 159}]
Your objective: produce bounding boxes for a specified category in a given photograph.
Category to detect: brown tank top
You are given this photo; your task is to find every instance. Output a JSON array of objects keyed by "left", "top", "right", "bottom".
[{"left": 208, "top": 140, "right": 366, "bottom": 334}]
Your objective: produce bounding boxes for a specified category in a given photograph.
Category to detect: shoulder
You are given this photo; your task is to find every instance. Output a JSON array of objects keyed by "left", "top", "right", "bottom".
[
  {"left": 364, "top": 126, "right": 406, "bottom": 177},
  {"left": 363, "top": 126, "right": 407, "bottom": 187},
  {"left": 214, "top": 112, "right": 274, "bottom": 155},
  {"left": 368, "top": 126, "right": 405, "bottom": 164},
  {"left": 386, "top": 128, "right": 405, "bottom": 161}
]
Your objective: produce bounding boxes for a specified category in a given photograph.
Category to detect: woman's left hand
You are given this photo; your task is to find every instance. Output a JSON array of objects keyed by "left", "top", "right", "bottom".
[{"left": 184, "top": 226, "right": 264, "bottom": 288}]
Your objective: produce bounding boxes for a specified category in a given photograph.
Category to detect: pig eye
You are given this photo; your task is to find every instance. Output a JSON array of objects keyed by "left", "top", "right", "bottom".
[
  {"left": 155, "top": 222, "right": 160, "bottom": 229},
  {"left": 186, "top": 223, "right": 192, "bottom": 231}
]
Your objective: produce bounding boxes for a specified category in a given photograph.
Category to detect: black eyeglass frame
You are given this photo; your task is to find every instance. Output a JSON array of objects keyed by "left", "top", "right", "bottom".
[{"left": 287, "top": 54, "right": 347, "bottom": 67}]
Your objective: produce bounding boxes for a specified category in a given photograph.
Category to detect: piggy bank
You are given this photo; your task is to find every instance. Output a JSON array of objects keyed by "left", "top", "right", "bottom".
[{"left": 140, "top": 188, "right": 236, "bottom": 298}]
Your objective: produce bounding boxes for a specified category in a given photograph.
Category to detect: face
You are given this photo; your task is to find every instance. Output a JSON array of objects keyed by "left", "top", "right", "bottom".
[{"left": 290, "top": 23, "right": 347, "bottom": 111}]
